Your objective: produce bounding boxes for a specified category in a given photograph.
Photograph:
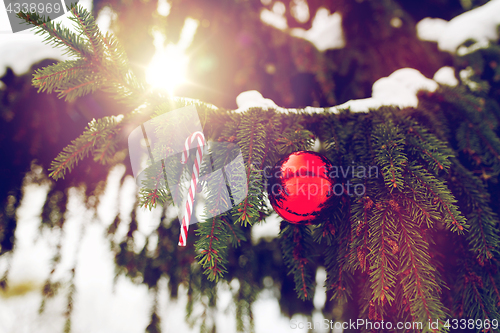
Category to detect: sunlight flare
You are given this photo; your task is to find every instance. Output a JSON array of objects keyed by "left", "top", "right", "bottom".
[{"left": 146, "top": 18, "right": 199, "bottom": 94}]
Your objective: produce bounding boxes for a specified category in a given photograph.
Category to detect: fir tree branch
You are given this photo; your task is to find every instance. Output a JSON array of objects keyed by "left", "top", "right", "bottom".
[
  {"left": 259, "top": 113, "right": 281, "bottom": 169},
  {"left": 392, "top": 204, "right": 448, "bottom": 329},
  {"left": 233, "top": 109, "right": 267, "bottom": 226},
  {"left": 325, "top": 218, "right": 354, "bottom": 304},
  {"left": 454, "top": 263, "right": 500, "bottom": 330},
  {"left": 487, "top": 272, "right": 500, "bottom": 307},
  {"left": 222, "top": 217, "right": 246, "bottom": 247},
  {"left": 447, "top": 159, "right": 500, "bottom": 263},
  {"left": 19, "top": 11, "right": 87, "bottom": 57},
  {"left": 280, "top": 223, "right": 315, "bottom": 300},
  {"left": 405, "top": 124, "right": 454, "bottom": 174},
  {"left": 397, "top": 184, "right": 442, "bottom": 229},
  {"left": 405, "top": 163, "right": 467, "bottom": 233},
  {"left": 367, "top": 203, "right": 397, "bottom": 306},
  {"left": 323, "top": 113, "right": 349, "bottom": 165},
  {"left": 69, "top": 6, "right": 105, "bottom": 62},
  {"left": 372, "top": 119, "right": 408, "bottom": 191},
  {"left": 349, "top": 193, "right": 373, "bottom": 272},
  {"left": 48, "top": 115, "right": 124, "bottom": 180},
  {"left": 195, "top": 217, "right": 229, "bottom": 282},
  {"left": 275, "top": 128, "right": 314, "bottom": 156},
  {"left": 21, "top": 6, "right": 145, "bottom": 103}
]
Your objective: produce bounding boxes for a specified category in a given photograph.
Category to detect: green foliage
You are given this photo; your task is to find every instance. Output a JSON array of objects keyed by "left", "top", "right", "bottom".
[
  {"left": 280, "top": 223, "right": 316, "bottom": 300},
  {"left": 372, "top": 116, "right": 408, "bottom": 191},
  {"left": 406, "top": 163, "right": 468, "bottom": 233},
  {"left": 405, "top": 122, "right": 455, "bottom": 174},
  {"left": 19, "top": 6, "right": 144, "bottom": 103},
  {"left": 448, "top": 160, "right": 500, "bottom": 263},
  {"left": 16, "top": 5, "right": 500, "bottom": 333},
  {"left": 48, "top": 115, "right": 125, "bottom": 180},
  {"left": 195, "top": 217, "right": 230, "bottom": 281},
  {"left": 322, "top": 200, "right": 355, "bottom": 305}
]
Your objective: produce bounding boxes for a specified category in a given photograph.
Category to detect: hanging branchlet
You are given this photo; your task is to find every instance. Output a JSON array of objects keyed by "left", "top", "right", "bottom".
[
  {"left": 323, "top": 112, "right": 351, "bottom": 165},
  {"left": 63, "top": 267, "right": 76, "bottom": 333},
  {"left": 195, "top": 217, "right": 229, "bottom": 282},
  {"left": 185, "top": 264, "right": 219, "bottom": 333},
  {"left": 448, "top": 159, "right": 500, "bottom": 263},
  {"left": 404, "top": 122, "right": 455, "bottom": 174},
  {"left": 275, "top": 128, "right": 315, "bottom": 156},
  {"left": 405, "top": 163, "right": 467, "bottom": 233},
  {"left": 279, "top": 222, "right": 315, "bottom": 300},
  {"left": 146, "top": 287, "right": 161, "bottom": 333},
  {"left": 392, "top": 204, "right": 448, "bottom": 329},
  {"left": 324, "top": 221, "right": 355, "bottom": 304},
  {"left": 366, "top": 201, "right": 398, "bottom": 308},
  {"left": 440, "top": 86, "right": 500, "bottom": 172},
  {"left": 233, "top": 109, "right": 267, "bottom": 226},
  {"left": 372, "top": 116, "right": 408, "bottom": 191},
  {"left": 348, "top": 193, "right": 375, "bottom": 273},
  {"left": 48, "top": 115, "right": 125, "bottom": 180},
  {"left": 453, "top": 253, "right": 500, "bottom": 328}
]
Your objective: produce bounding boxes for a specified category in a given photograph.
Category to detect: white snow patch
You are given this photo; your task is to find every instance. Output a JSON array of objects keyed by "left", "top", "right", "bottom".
[
  {"left": 95, "top": 6, "right": 118, "bottom": 34},
  {"left": 457, "top": 40, "right": 491, "bottom": 56},
  {"left": 337, "top": 68, "right": 438, "bottom": 112},
  {"left": 460, "top": 66, "right": 480, "bottom": 90},
  {"left": 290, "top": 314, "right": 310, "bottom": 332},
  {"left": 97, "top": 164, "right": 125, "bottom": 226},
  {"left": 313, "top": 138, "right": 321, "bottom": 152},
  {"left": 253, "top": 290, "right": 295, "bottom": 333},
  {"left": 0, "top": 35, "right": 70, "bottom": 76},
  {"left": 291, "top": 0, "right": 310, "bottom": 23},
  {"left": 335, "top": 97, "right": 383, "bottom": 113},
  {"left": 417, "top": 0, "right": 500, "bottom": 53},
  {"left": 433, "top": 66, "right": 458, "bottom": 86},
  {"left": 236, "top": 68, "right": 445, "bottom": 114},
  {"left": 235, "top": 90, "right": 330, "bottom": 114},
  {"left": 260, "top": 6, "right": 288, "bottom": 31},
  {"left": 259, "top": 5, "right": 344, "bottom": 52},
  {"left": 235, "top": 90, "right": 279, "bottom": 112},
  {"left": 72, "top": 226, "right": 151, "bottom": 333},
  {"left": 291, "top": 8, "right": 345, "bottom": 51},
  {"left": 157, "top": 0, "right": 171, "bottom": 17},
  {"left": 251, "top": 213, "right": 281, "bottom": 243},
  {"left": 416, "top": 18, "right": 448, "bottom": 43},
  {"left": 313, "top": 267, "right": 326, "bottom": 310},
  {"left": 7, "top": 183, "right": 51, "bottom": 284}
]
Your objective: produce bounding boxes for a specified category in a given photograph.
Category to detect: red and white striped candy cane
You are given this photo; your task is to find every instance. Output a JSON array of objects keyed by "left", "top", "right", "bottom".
[{"left": 178, "top": 131, "right": 206, "bottom": 246}]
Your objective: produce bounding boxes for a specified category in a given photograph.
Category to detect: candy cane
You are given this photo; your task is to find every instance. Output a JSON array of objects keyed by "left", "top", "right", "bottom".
[{"left": 178, "top": 131, "right": 206, "bottom": 246}]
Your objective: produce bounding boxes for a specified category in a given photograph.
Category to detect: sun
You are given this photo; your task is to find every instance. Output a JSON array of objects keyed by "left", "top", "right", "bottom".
[
  {"left": 146, "top": 18, "right": 199, "bottom": 95},
  {"left": 146, "top": 44, "right": 189, "bottom": 94}
]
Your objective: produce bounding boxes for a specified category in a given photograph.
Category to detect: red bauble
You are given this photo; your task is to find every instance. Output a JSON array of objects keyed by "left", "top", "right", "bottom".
[{"left": 266, "top": 151, "right": 337, "bottom": 224}]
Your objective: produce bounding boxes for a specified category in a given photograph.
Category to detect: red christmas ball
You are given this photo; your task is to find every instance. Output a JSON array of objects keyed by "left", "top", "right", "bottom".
[{"left": 266, "top": 151, "right": 337, "bottom": 224}]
